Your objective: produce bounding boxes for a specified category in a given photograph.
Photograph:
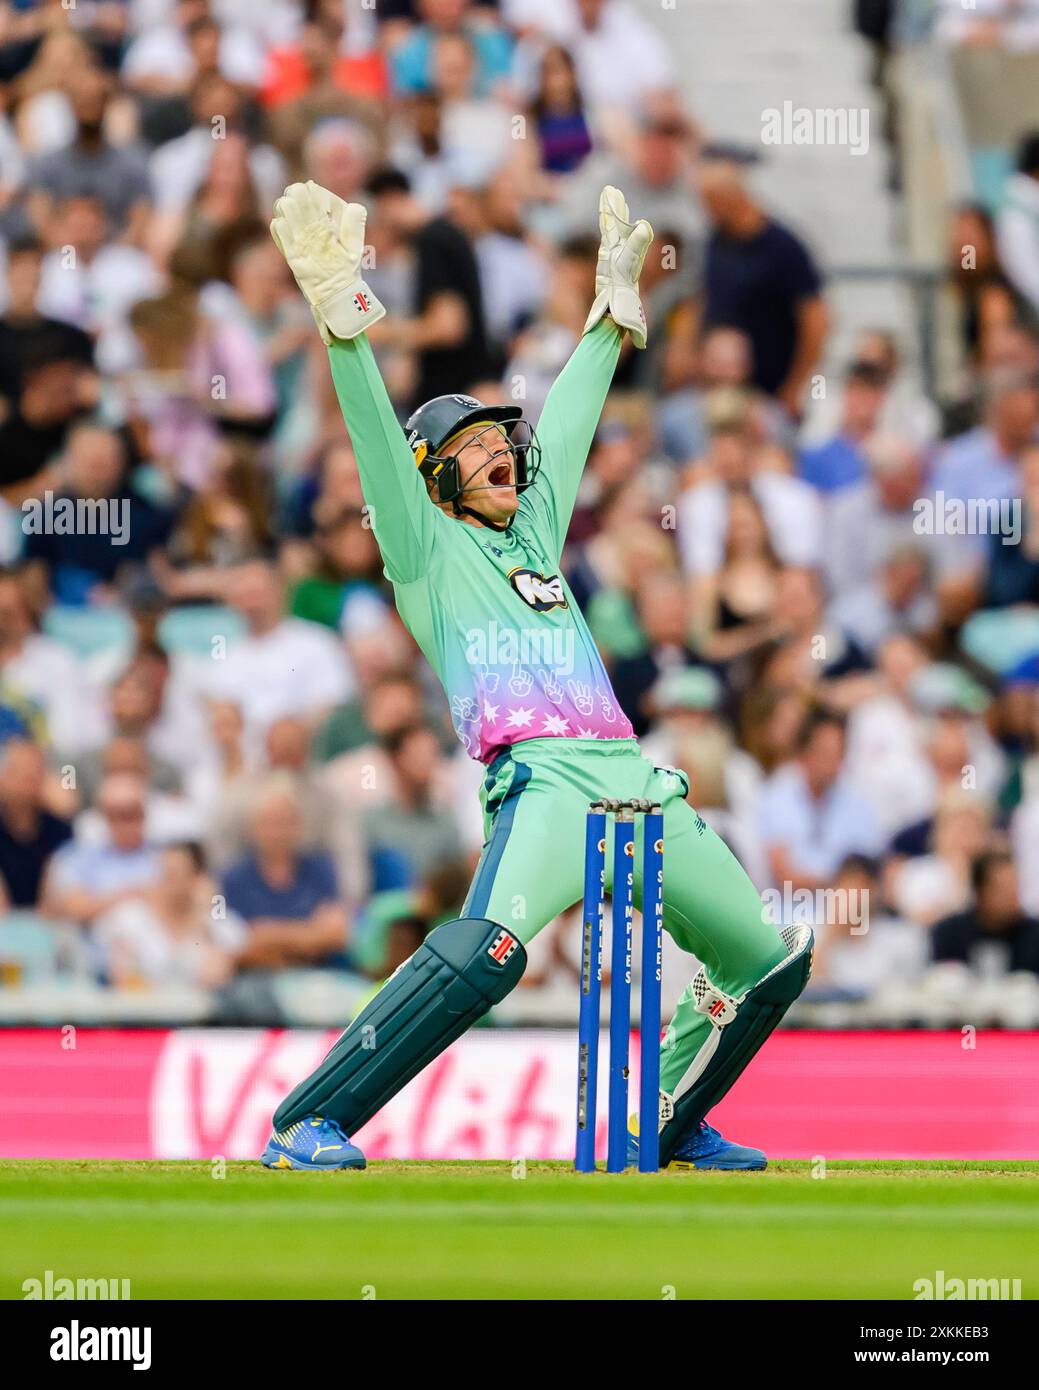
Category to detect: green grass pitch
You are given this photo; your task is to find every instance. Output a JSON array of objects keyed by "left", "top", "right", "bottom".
[{"left": 2, "top": 1160, "right": 1036, "bottom": 1300}]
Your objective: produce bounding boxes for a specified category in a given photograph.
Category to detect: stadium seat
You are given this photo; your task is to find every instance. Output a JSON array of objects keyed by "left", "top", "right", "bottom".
[
  {"left": 42, "top": 605, "right": 134, "bottom": 661},
  {"left": 157, "top": 605, "right": 246, "bottom": 657},
  {"left": 0, "top": 913, "right": 60, "bottom": 984},
  {"left": 960, "top": 609, "right": 1039, "bottom": 677}
]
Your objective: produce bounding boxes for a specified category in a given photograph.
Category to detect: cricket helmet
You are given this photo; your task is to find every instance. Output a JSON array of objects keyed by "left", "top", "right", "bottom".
[{"left": 404, "top": 393, "right": 542, "bottom": 517}]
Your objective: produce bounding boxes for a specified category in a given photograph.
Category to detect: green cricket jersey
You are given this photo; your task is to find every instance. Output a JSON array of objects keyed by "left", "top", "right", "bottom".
[{"left": 327, "top": 320, "right": 635, "bottom": 763}]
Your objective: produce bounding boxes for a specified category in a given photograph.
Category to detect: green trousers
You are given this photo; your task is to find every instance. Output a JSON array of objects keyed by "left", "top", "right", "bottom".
[{"left": 463, "top": 737, "right": 787, "bottom": 1098}]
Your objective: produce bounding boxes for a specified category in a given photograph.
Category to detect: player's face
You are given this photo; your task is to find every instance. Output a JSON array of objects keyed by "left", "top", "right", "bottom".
[{"left": 450, "top": 423, "right": 519, "bottom": 524}]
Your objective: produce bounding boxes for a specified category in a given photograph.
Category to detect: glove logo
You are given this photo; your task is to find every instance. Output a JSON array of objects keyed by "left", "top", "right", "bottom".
[
  {"left": 508, "top": 568, "right": 568, "bottom": 612},
  {"left": 353, "top": 291, "right": 371, "bottom": 314}
]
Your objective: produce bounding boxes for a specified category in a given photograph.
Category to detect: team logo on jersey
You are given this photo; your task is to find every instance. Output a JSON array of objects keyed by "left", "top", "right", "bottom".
[{"left": 508, "top": 568, "right": 568, "bottom": 612}]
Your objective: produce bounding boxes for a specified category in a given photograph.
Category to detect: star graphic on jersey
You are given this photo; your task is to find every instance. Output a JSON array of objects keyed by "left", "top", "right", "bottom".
[
  {"left": 542, "top": 713, "right": 570, "bottom": 736},
  {"left": 483, "top": 699, "right": 500, "bottom": 723},
  {"left": 505, "top": 706, "right": 535, "bottom": 729},
  {"left": 575, "top": 726, "right": 599, "bottom": 739}
]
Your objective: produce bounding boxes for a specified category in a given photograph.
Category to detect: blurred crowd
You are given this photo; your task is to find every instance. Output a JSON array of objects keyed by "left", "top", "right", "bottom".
[{"left": 0, "top": 0, "right": 1037, "bottom": 1026}]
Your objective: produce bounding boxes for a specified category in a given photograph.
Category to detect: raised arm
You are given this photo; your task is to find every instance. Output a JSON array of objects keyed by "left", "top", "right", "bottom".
[
  {"left": 326, "top": 335, "right": 444, "bottom": 583},
  {"left": 523, "top": 319, "right": 624, "bottom": 560},
  {"left": 271, "top": 180, "right": 444, "bottom": 584},
  {"left": 521, "top": 187, "right": 652, "bottom": 561}
]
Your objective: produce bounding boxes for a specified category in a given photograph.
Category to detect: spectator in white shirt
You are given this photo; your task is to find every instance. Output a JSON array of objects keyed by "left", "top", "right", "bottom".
[
  {"left": 95, "top": 841, "right": 247, "bottom": 990},
  {"left": 207, "top": 559, "right": 355, "bottom": 744},
  {"left": 149, "top": 71, "right": 285, "bottom": 221},
  {"left": 37, "top": 194, "right": 163, "bottom": 374},
  {"left": 570, "top": 0, "right": 676, "bottom": 124}
]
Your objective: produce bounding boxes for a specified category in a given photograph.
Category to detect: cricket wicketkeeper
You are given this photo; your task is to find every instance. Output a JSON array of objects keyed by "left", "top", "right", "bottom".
[{"left": 262, "top": 179, "right": 812, "bottom": 1172}]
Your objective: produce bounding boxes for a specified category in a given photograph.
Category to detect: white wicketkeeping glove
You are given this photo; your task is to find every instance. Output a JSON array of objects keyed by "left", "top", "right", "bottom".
[
  {"left": 270, "top": 180, "right": 385, "bottom": 344},
  {"left": 583, "top": 185, "right": 654, "bottom": 349}
]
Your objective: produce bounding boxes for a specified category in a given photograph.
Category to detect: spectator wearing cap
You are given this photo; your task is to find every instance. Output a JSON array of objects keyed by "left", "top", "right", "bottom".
[
  {"left": 0, "top": 739, "right": 72, "bottom": 910},
  {"left": 798, "top": 361, "right": 888, "bottom": 494},
  {"left": 611, "top": 571, "right": 720, "bottom": 736},
  {"left": 207, "top": 561, "right": 355, "bottom": 744},
  {"left": 757, "top": 709, "right": 884, "bottom": 893},
  {"left": 996, "top": 131, "right": 1039, "bottom": 321},
  {"left": 225, "top": 777, "right": 347, "bottom": 969},
  {"left": 391, "top": 0, "right": 515, "bottom": 98},
  {"left": 24, "top": 66, "right": 152, "bottom": 244},
  {"left": 42, "top": 773, "right": 159, "bottom": 927},
  {"left": 695, "top": 148, "right": 828, "bottom": 417},
  {"left": 931, "top": 851, "right": 1039, "bottom": 980}
]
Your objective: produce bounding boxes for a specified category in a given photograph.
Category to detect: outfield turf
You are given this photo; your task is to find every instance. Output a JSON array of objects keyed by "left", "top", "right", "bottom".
[{"left": 1, "top": 1160, "right": 1036, "bottom": 1300}]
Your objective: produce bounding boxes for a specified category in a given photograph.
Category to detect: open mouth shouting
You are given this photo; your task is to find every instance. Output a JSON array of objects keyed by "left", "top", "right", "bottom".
[{"left": 488, "top": 461, "right": 514, "bottom": 488}]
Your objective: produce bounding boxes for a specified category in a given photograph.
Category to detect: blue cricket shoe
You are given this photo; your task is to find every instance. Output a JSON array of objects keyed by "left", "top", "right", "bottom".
[
  {"left": 627, "top": 1118, "right": 767, "bottom": 1171},
  {"left": 261, "top": 1116, "right": 367, "bottom": 1171}
]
